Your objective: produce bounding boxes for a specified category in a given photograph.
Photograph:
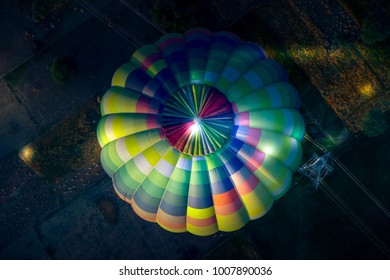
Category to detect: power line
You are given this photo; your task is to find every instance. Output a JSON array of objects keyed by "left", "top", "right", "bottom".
[
  {"left": 77, "top": 0, "right": 143, "bottom": 47},
  {"left": 119, "top": 0, "right": 167, "bottom": 34},
  {"left": 321, "top": 181, "right": 390, "bottom": 258},
  {"left": 332, "top": 157, "right": 390, "bottom": 218},
  {"left": 305, "top": 134, "right": 390, "bottom": 218},
  {"left": 303, "top": 134, "right": 390, "bottom": 256}
]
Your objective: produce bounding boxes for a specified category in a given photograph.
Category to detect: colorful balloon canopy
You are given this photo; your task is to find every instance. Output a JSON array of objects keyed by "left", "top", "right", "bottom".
[{"left": 97, "top": 29, "right": 305, "bottom": 236}]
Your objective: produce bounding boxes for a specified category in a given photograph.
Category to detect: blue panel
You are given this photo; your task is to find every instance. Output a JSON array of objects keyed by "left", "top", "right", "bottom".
[
  {"left": 154, "top": 68, "right": 179, "bottom": 94},
  {"left": 125, "top": 69, "right": 151, "bottom": 92},
  {"left": 159, "top": 197, "right": 187, "bottom": 216},
  {"left": 222, "top": 66, "right": 241, "bottom": 82},
  {"left": 188, "top": 195, "right": 214, "bottom": 208},
  {"left": 166, "top": 51, "right": 187, "bottom": 66},
  {"left": 186, "top": 40, "right": 209, "bottom": 50},
  {"left": 225, "top": 138, "right": 245, "bottom": 155},
  {"left": 133, "top": 187, "right": 159, "bottom": 213},
  {"left": 223, "top": 155, "right": 244, "bottom": 174}
]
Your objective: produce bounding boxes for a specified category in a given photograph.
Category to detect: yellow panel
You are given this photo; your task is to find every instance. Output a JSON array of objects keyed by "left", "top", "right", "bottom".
[
  {"left": 187, "top": 223, "right": 218, "bottom": 236},
  {"left": 240, "top": 184, "right": 274, "bottom": 219},
  {"left": 215, "top": 208, "right": 247, "bottom": 232},
  {"left": 187, "top": 206, "right": 215, "bottom": 219},
  {"left": 111, "top": 63, "right": 135, "bottom": 87}
]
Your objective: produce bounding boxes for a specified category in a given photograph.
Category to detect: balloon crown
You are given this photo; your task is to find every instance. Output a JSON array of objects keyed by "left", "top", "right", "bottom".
[{"left": 96, "top": 29, "right": 305, "bottom": 236}]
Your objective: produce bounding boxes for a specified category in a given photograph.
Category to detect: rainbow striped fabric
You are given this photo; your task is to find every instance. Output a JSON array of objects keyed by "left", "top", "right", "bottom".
[{"left": 97, "top": 29, "right": 305, "bottom": 236}]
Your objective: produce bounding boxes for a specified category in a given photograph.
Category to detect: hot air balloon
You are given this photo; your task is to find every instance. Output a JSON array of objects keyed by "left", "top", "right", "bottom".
[{"left": 96, "top": 29, "right": 305, "bottom": 236}]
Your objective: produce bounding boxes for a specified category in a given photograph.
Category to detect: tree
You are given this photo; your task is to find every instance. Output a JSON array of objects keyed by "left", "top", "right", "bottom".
[
  {"left": 151, "top": 0, "right": 210, "bottom": 33},
  {"left": 360, "top": 12, "right": 390, "bottom": 45},
  {"left": 32, "top": 0, "right": 68, "bottom": 22},
  {"left": 50, "top": 56, "right": 78, "bottom": 84},
  {"left": 361, "top": 109, "right": 387, "bottom": 137}
]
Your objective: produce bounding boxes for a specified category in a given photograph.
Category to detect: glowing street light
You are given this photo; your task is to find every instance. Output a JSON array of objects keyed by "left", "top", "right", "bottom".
[
  {"left": 359, "top": 84, "right": 374, "bottom": 97},
  {"left": 19, "top": 145, "right": 34, "bottom": 162}
]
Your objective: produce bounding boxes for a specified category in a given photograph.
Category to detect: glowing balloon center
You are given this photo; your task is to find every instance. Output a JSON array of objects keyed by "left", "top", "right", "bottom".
[
  {"left": 191, "top": 118, "right": 201, "bottom": 133},
  {"left": 161, "top": 85, "right": 234, "bottom": 156}
]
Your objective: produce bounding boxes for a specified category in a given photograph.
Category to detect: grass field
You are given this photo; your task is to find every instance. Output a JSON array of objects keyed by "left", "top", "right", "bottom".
[{"left": 19, "top": 99, "right": 101, "bottom": 183}]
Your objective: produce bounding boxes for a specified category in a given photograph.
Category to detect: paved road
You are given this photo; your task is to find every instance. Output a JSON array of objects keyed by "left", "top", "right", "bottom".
[{"left": 0, "top": 0, "right": 162, "bottom": 158}]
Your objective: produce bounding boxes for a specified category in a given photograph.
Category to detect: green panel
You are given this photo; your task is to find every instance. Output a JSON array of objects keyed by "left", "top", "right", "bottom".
[
  {"left": 112, "top": 140, "right": 171, "bottom": 200},
  {"left": 226, "top": 60, "right": 286, "bottom": 100},
  {"left": 233, "top": 82, "right": 300, "bottom": 112},
  {"left": 252, "top": 155, "right": 292, "bottom": 199},
  {"left": 189, "top": 157, "right": 211, "bottom": 186},
  {"left": 257, "top": 130, "right": 302, "bottom": 171},
  {"left": 205, "top": 152, "right": 225, "bottom": 169},
  {"left": 245, "top": 109, "right": 305, "bottom": 139}
]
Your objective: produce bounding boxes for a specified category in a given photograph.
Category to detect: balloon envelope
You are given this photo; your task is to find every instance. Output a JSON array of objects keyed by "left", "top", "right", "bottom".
[{"left": 97, "top": 29, "right": 305, "bottom": 236}]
